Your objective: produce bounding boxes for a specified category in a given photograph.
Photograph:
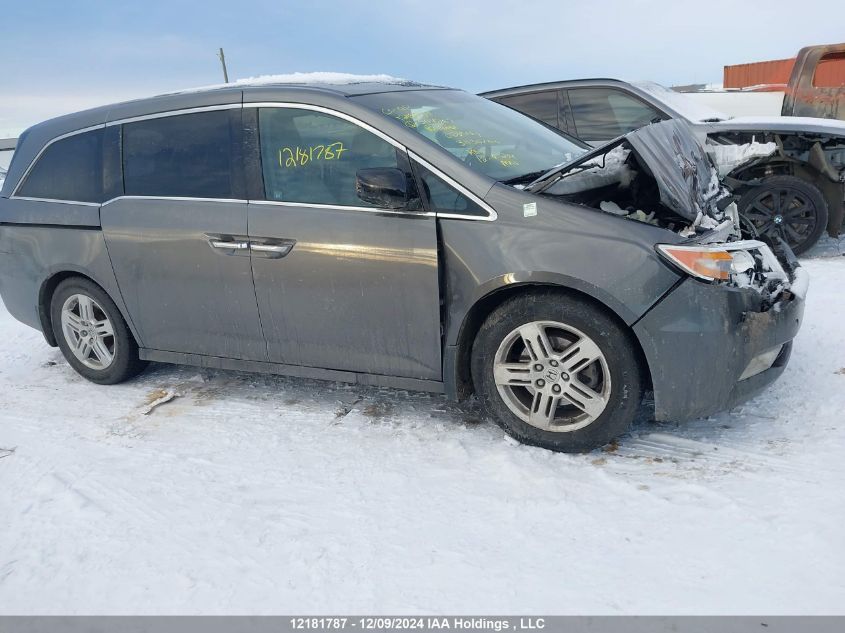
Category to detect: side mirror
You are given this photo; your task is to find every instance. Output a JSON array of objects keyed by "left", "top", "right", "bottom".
[{"left": 356, "top": 168, "right": 409, "bottom": 208}]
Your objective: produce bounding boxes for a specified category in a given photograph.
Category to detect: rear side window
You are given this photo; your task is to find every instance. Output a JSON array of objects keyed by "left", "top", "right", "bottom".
[
  {"left": 258, "top": 107, "right": 400, "bottom": 207},
  {"left": 122, "top": 110, "right": 236, "bottom": 198},
  {"left": 16, "top": 128, "right": 104, "bottom": 203},
  {"left": 567, "top": 88, "right": 663, "bottom": 141},
  {"left": 412, "top": 160, "right": 489, "bottom": 217},
  {"left": 495, "top": 91, "right": 559, "bottom": 128}
]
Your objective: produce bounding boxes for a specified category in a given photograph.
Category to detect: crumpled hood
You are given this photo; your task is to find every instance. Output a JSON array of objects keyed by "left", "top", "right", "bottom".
[
  {"left": 624, "top": 119, "right": 723, "bottom": 222},
  {"left": 532, "top": 119, "right": 723, "bottom": 223}
]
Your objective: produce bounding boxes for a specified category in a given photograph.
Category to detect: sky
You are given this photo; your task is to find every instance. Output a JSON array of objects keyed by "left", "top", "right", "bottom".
[{"left": 1, "top": 0, "right": 843, "bottom": 137}]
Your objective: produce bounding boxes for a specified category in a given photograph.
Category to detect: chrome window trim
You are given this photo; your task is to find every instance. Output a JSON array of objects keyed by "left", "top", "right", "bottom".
[
  {"left": 408, "top": 151, "right": 498, "bottom": 221},
  {"left": 10, "top": 123, "right": 106, "bottom": 199},
  {"left": 248, "top": 102, "right": 405, "bottom": 151},
  {"left": 250, "top": 200, "right": 435, "bottom": 217},
  {"left": 102, "top": 195, "right": 249, "bottom": 206},
  {"left": 8, "top": 196, "right": 101, "bottom": 207},
  {"left": 101, "top": 197, "right": 433, "bottom": 219},
  {"left": 105, "top": 103, "right": 242, "bottom": 127}
]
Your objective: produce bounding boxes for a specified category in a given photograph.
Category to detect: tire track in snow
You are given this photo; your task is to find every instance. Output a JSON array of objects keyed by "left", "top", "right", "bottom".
[{"left": 617, "top": 432, "right": 838, "bottom": 480}]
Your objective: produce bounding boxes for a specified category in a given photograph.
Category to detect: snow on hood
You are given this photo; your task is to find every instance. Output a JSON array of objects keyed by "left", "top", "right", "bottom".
[
  {"left": 708, "top": 115, "right": 845, "bottom": 136},
  {"left": 172, "top": 72, "right": 416, "bottom": 95},
  {"left": 632, "top": 81, "right": 730, "bottom": 123}
]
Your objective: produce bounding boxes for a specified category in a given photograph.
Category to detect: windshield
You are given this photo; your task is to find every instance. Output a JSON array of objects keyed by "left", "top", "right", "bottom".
[{"left": 353, "top": 89, "right": 588, "bottom": 182}]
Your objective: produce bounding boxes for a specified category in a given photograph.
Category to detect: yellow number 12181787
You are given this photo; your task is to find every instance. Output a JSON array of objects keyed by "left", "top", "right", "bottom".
[{"left": 279, "top": 142, "right": 347, "bottom": 168}]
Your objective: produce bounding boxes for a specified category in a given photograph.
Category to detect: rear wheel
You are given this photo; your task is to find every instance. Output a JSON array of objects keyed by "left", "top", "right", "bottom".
[
  {"left": 50, "top": 277, "right": 147, "bottom": 384},
  {"left": 737, "top": 175, "right": 828, "bottom": 255},
  {"left": 471, "top": 292, "right": 642, "bottom": 453}
]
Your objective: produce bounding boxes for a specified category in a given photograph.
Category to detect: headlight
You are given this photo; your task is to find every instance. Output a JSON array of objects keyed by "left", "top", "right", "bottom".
[{"left": 656, "top": 240, "right": 787, "bottom": 285}]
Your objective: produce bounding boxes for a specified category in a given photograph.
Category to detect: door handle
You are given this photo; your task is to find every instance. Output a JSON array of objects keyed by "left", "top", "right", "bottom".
[
  {"left": 210, "top": 240, "right": 249, "bottom": 250},
  {"left": 250, "top": 243, "right": 293, "bottom": 255},
  {"left": 249, "top": 238, "right": 296, "bottom": 258}
]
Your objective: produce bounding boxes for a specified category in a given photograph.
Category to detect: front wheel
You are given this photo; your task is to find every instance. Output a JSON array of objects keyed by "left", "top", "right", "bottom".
[{"left": 471, "top": 292, "right": 643, "bottom": 453}]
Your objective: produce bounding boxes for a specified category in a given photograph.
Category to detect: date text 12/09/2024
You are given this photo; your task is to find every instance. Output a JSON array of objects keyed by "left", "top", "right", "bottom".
[{"left": 290, "top": 617, "right": 547, "bottom": 631}]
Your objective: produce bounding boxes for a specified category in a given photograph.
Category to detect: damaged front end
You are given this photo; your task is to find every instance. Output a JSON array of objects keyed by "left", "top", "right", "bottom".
[{"left": 527, "top": 119, "right": 806, "bottom": 305}]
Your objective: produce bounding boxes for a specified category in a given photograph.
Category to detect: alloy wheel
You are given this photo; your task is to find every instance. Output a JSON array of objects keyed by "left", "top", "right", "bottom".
[
  {"left": 60, "top": 293, "right": 115, "bottom": 370},
  {"left": 492, "top": 320, "right": 611, "bottom": 432}
]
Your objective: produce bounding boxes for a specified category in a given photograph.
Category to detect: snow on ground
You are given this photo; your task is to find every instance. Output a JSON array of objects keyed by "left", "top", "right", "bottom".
[{"left": 1, "top": 253, "right": 844, "bottom": 615}]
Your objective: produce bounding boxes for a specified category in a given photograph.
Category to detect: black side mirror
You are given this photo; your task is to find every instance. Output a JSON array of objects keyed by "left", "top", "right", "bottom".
[{"left": 356, "top": 168, "right": 409, "bottom": 208}]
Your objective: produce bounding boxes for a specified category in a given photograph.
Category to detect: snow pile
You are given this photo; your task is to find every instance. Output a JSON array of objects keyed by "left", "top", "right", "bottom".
[
  {"left": 0, "top": 256, "right": 843, "bottom": 614},
  {"left": 707, "top": 141, "right": 778, "bottom": 177},
  {"left": 174, "top": 72, "right": 415, "bottom": 95},
  {"left": 632, "top": 80, "right": 730, "bottom": 122}
]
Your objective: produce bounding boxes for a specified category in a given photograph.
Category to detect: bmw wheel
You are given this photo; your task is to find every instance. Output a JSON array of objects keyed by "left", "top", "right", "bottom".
[{"left": 737, "top": 175, "right": 828, "bottom": 256}]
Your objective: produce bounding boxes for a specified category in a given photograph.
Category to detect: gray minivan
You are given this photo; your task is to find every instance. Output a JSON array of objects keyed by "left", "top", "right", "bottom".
[{"left": 0, "top": 77, "right": 807, "bottom": 452}]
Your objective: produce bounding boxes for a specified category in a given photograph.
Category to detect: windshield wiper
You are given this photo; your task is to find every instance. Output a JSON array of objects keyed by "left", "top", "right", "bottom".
[
  {"left": 524, "top": 136, "right": 629, "bottom": 194},
  {"left": 501, "top": 170, "right": 549, "bottom": 186}
]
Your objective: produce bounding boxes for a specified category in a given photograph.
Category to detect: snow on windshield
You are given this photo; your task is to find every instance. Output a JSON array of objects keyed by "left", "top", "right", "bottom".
[{"left": 632, "top": 81, "right": 730, "bottom": 123}]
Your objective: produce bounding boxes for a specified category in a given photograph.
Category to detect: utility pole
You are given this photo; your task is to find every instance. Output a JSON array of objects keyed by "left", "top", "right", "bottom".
[{"left": 218, "top": 48, "right": 230, "bottom": 83}]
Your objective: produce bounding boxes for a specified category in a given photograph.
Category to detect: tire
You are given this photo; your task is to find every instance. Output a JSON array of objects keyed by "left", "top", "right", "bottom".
[
  {"left": 50, "top": 277, "right": 147, "bottom": 384},
  {"left": 737, "top": 175, "right": 828, "bottom": 256},
  {"left": 471, "top": 291, "right": 642, "bottom": 453}
]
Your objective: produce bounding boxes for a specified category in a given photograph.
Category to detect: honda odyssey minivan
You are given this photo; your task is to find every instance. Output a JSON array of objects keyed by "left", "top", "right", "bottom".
[{"left": 0, "top": 76, "right": 807, "bottom": 452}]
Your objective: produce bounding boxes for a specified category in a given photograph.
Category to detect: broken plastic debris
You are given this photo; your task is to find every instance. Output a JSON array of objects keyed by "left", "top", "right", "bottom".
[{"left": 600, "top": 200, "right": 627, "bottom": 215}]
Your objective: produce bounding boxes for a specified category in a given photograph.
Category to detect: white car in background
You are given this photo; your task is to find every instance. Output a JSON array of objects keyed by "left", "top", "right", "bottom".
[{"left": 483, "top": 78, "right": 845, "bottom": 255}]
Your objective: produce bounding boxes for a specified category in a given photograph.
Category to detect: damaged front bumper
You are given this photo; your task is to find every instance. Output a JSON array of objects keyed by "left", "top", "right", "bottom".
[{"left": 633, "top": 261, "right": 806, "bottom": 423}]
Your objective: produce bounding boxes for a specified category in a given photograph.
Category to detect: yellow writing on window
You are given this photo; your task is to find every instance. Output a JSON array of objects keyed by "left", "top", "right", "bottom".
[
  {"left": 278, "top": 142, "right": 347, "bottom": 168},
  {"left": 381, "top": 106, "right": 520, "bottom": 169}
]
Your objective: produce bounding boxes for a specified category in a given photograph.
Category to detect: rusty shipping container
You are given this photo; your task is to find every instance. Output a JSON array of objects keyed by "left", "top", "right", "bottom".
[
  {"left": 726, "top": 51, "right": 845, "bottom": 90},
  {"left": 724, "top": 58, "right": 796, "bottom": 89}
]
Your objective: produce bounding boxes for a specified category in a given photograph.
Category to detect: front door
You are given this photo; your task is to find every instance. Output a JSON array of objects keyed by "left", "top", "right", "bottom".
[
  {"left": 101, "top": 108, "right": 267, "bottom": 361},
  {"left": 247, "top": 105, "right": 441, "bottom": 380}
]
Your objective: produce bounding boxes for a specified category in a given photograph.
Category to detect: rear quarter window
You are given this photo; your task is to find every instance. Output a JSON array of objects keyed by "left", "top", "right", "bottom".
[{"left": 16, "top": 128, "right": 104, "bottom": 203}]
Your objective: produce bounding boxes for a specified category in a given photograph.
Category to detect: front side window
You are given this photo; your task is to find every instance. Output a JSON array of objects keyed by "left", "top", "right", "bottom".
[
  {"left": 258, "top": 107, "right": 401, "bottom": 207},
  {"left": 495, "top": 90, "right": 559, "bottom": 128},
  {"left": 413, "top": 160, "right": 488, "bottom": 217},
  {"left": 16, "top": 128, "right": 104, "bottom": 203},
  {"left": 122, "top": 110, "right": 236, "bottom": 199},
  {"left": 568, "top": 88, "right": 663, "bottom": 141},
  {"left": 353, "top": 90, "right": 586, "bottom": 183}
]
